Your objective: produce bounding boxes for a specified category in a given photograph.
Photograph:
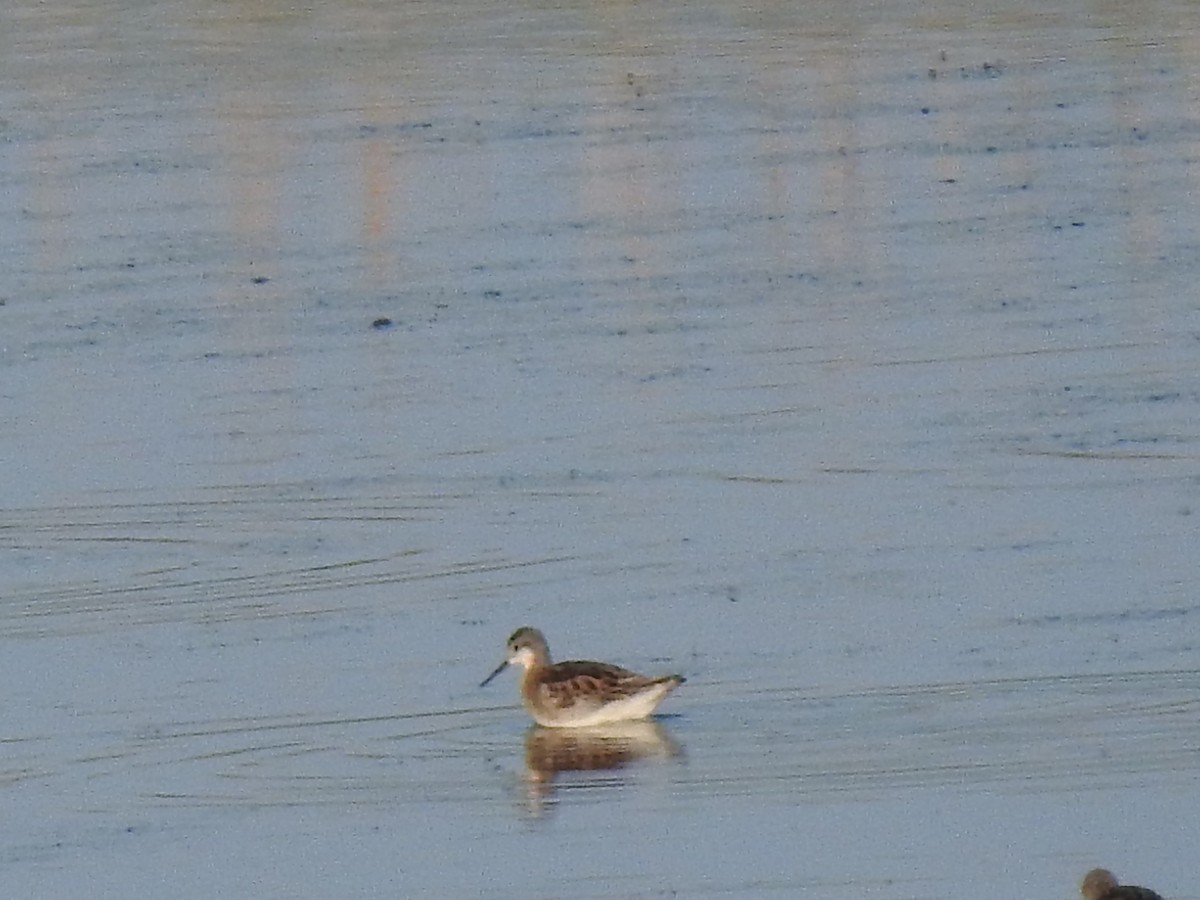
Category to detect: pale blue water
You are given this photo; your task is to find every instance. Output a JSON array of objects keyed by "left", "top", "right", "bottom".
[{"left": 2, "top": 0, "right": 1198, "bottom": 897}]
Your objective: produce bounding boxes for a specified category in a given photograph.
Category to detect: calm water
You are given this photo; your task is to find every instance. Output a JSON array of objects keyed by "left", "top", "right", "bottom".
[{"left": 2, "top": 0, "right": 1199, "bottom": 897}]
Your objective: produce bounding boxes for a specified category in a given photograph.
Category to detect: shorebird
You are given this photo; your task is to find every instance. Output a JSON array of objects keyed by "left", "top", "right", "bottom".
[
  {"left": 1081, "top": 869, "right": 1165, "bottom": 900},
  {"left": 480, "top": 626, "right": 684, "bottom": 728}
]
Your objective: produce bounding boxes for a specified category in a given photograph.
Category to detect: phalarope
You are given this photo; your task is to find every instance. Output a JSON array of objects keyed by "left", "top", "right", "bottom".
[
  {"left": 480, "top": 627, "right": 684, "bottom": 728},
  {"left": 1081, "top": 870, "right": 1165, "bottom": 900}
]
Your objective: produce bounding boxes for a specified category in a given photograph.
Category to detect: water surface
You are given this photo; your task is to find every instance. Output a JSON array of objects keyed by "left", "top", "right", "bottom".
[{"left": 2, "top": 0, "right": 1199, "bottom": 897}]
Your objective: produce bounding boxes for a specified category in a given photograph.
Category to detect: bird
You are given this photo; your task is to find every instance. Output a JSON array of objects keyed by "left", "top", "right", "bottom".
[
  {"left": 479, "top": 626, "right": 685, "bottom": 728},
  {"left": 1080, "top": 869, "right": 1165, "bottom": 900}
]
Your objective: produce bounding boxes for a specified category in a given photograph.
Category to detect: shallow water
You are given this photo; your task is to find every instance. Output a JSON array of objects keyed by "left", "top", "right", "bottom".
[{"left": 3, "top": 0, "right": 1199, "bottom": 897}]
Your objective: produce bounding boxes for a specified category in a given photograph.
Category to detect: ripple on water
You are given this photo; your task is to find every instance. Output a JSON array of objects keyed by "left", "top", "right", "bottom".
[{"left": 679, "top": 668, "right": 1200, "bottom": 800}]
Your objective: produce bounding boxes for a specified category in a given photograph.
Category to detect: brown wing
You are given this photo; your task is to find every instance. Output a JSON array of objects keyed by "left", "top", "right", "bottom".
[
  {"left": 537, "top": 661, "right": 654, "bottom": 709},
  {"left": 1104, "top": 888, "right": 1165, "bottom": 900}
]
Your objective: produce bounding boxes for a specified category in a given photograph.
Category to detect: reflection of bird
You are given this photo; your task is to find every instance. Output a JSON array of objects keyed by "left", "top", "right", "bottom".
[
  {"left": 480, "top": 627, "right": 685, "bottom": 727},
  {"left": 1081, "top": 869, "right": 1165, "bottom": 900},
  {"left": 520, "top": 720, "right": 684, "bottom": 816},
  {"left": 524, "top": 719, "right": 682, "bottom": 781}
]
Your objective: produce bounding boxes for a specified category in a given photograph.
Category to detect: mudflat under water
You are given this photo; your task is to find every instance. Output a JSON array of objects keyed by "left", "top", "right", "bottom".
[{"left": 2, "top": 1, "right": 1199, "bottom": 897}]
